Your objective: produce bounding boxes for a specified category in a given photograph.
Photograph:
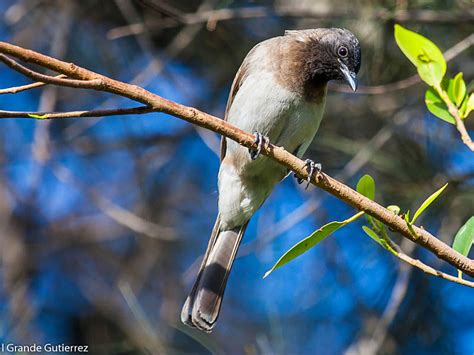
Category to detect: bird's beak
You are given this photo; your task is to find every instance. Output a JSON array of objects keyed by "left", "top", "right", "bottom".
[{"left": 339, "top": 62, "right": 358, "bottom": 92}]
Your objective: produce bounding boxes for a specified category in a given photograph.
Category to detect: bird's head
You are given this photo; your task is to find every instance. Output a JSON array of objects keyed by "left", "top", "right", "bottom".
[{"left": 285, "top": 28, "right": 361, "bottom": 92}]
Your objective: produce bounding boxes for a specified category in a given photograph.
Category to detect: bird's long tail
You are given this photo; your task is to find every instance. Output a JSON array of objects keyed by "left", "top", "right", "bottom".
[{"left": 181, "top": 216, "right": 247, "bottom": 332}]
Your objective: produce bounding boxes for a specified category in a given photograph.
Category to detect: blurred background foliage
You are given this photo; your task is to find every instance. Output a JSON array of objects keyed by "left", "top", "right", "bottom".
[{"left": 0, "top": 0, "right": 473, "bottom": 354}]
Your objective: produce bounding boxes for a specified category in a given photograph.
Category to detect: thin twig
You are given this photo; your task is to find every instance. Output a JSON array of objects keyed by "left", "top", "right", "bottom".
[
  {"left": 384, "top": 237, "right": 474, "bottom": 287},
  {"left": 437, "top": 87, "right": 474, "bottom": 151},
  {"left": 180, "top": 7, "right": 474, "bottom": 26},
  {"left": 0, "top": 40, "right": 473, "bottom": 277},
  {"left": 77, "top": 272, "right": 166, "bottom": 353},
  {"left": 118, "top": 281, "right": 166, "bottom": 354},
  {"left": 0, "top": 54, "right": 104, "bottom": 89},
  {"left": 0, "top": 106, "right": 155, "bottom": 119},
  {"left": 396, "top": 252, "right": 474, "bottom": 287},
  {"left": 52, "top": 163, "right": 176, "bottom": 241},
  {"left": 447, "top": 104, "right": 474, "bottom": 151},
  {"left": 68, "top": 0, "right": 209, "bottom": 140},
  {"left": 0, "top": 74, "right": 67, "bottom": 94},
  {"left": 29, "top": 2, "right": 73, "bottom": 194},
  {"left": 135, "top": 0, "right": 184, "bottom": 20},
  {"left": 108, "top": 6, "right": 474, "bottom": 38}
]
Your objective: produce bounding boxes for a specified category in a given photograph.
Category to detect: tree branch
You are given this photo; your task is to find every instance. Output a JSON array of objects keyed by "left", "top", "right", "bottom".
[
  {"left": 384, "top": 235, "right": 474, "bottom": 287},
  {"left": 0, "top": 106, "right": 155, "bottom": 119},
  {"left": 0, "top": 40, "right": 473, "bottom": 278},
  {"left": 0, "top": 54, "right": 104, "bottom": 89},
  {"left": 0, "top": 74, "right": 67, "bottom": 94},
  {"left": 437, "top": 88, "right": 474, "bottom": 151},
  {"left": 111, "top": 6, "right": 474, "bottom": 38},
  {"left": 52, "top": 163, "right": 176, "bottom": 241}
]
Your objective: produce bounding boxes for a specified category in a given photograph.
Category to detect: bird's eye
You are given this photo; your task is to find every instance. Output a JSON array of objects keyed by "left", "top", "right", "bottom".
[{"left": 338, "top": 46, "right": 348, "bottom": 57}]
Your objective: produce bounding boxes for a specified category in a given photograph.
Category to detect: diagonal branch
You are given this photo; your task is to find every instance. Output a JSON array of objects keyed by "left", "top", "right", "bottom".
[{"left": 0, "top": 40, "right": 473, "bottom": 278}]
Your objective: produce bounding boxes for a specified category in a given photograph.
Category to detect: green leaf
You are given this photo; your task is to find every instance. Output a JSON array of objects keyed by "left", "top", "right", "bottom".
[
  {"left": 27, "top": 113, "right": 47, "bottom": 119},
  {"left": 404, "top": 210, "right": 411, "bottom": 222},
  {"left": 404, "top": 210, "right": 419, "bottom": 238},
  {"left": 356, "top": 174, "right": 375, "bottom": 200},
  {"left": 366, "top": 214, "right": 382, "bottom": 230},
  {"left": 446, "top": 78, "right": 456, "bottom": 105},
  {"left": 452, "top": 217, "right": 474, "bottom": 257},
  {"left": 459, "top": 94, "right": 468, "bottom": 118},
  {"left": 264, "top": 212, "right": 364, "bottom": 278},
  {"left": 394, "top": 24, "right": 446, "bottom": 86},
  {"left": 411, "top": 183, "right": 448, "bottom": 224},
  {"left": 465, "top": 93, "right": 474, "bottom": 118},
  {"left": 425, "top": 87, "right": 455, "bottom": 124},
  {"left": 387, "top": 205, "right": 401, "bottom": 215},
  {"left": 362, "top": 226, "right": 383, "bottom": 246},
  {"left": 418, "top": 63, "right": 444, "bottom": 88},
  {"left": 362, "top": 226, "right": 398, "bottom": 255},
  {"left": 448, "top": 73, "right": 467, "bottom": 107}
]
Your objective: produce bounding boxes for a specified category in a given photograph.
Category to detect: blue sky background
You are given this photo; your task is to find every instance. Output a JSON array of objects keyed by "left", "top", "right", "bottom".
[{"left": 0, "top": 1, "right": 473, "bottom": 354}]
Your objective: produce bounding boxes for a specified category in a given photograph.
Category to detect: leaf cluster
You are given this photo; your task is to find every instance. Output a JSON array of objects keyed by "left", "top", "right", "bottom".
[
  {"left": 395, "top": 25, "right": 474, "bottom": 124},
  {"left": 265, "top": 174, "right": 473, "bottom": 281}
]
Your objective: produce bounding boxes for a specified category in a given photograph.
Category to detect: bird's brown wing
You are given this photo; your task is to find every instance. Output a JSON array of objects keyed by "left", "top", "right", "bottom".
[{"left": 219, "top": 46, "right": 258, "bottom": 160}]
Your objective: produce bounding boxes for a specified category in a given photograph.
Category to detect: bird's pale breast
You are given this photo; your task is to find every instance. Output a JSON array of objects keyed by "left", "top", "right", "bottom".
[{"left": 218, "top": 68, "right": 326, "bottom": 229}]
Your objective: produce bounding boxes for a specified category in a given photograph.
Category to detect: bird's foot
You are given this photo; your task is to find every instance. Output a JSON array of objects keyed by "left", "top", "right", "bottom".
[
  {"left": 295, "top": 159, "right": 322, "bottom": 190},
  {"left": 248, "top": 132, "right": 270, "bottom": 160}
]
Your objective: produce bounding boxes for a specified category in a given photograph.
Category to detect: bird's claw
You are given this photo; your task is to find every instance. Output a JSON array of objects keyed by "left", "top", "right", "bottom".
[
  {"left": 295, "top": 159, "right": 322, "bottom": 190},
  {"left": 249, "top": 132, "right": 269, "bottom": 160}
]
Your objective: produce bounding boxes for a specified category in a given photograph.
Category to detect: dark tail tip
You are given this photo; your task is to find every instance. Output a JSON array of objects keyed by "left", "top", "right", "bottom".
[
  {"left": 180, "top": 296, "right": 217, "bottom": 333},
  {"left": 180, "top": 296, "right": 194, "bottom": 326},
  {"left": 181, "top": 261, "right": 228, "bottom": 332},
  {"left": 181, "top": 228, "right": 242, "bottom": 332}
]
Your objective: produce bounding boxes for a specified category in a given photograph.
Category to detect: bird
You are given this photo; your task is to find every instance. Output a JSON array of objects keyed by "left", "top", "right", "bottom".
[{"left": 181, "top": 28, "right": 361, "bottom": 332}]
